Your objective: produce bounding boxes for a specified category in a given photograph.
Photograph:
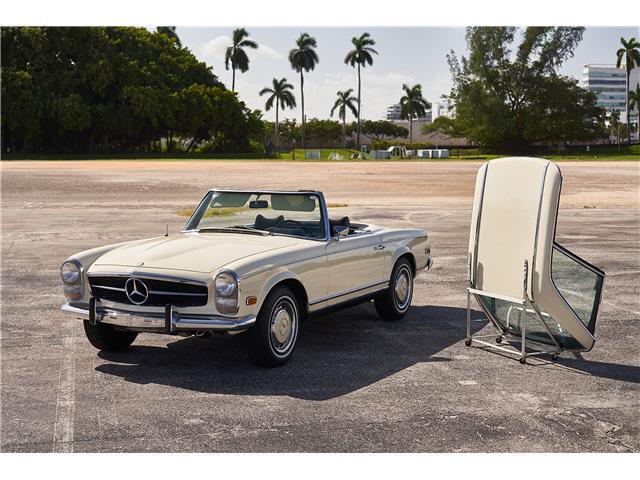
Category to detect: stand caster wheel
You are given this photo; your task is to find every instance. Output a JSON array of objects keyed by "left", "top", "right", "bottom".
[
  {"left": 519, "top": 357, "right": 527, "bottom": 365},
  {"left": 465, "top": 338, "right": 472, "bottom": 347},
  {"left": 496, "top": 336, "right": 503, "bottom": 344}
]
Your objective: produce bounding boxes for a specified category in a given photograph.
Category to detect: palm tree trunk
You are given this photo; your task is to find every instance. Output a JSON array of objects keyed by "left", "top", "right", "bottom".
[
  {"left": 357, "top": 63, "right": 361, "bottom": 149},
  {"left": 342, "top": 115, "right": 346, "bottom": 147},
  {"left": 300, "top": 70, "right": 305, "bottom": 149},
  {"left": 275, "top": 98, "right": 280, "bottom": 151},
  {"left": 409, "top": 117, "right": 413, "bottom": 144},
  {"left": 626, "top": 67, "right": 631, "bottom": 146},
  {"left": 232, "top": 67, "right": 236, "bottom": 92}
]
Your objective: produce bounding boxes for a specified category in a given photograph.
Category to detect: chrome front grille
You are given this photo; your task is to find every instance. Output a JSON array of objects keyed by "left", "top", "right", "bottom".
[{"left": 88, "top": 275, "right": 208, "bottom": 307}]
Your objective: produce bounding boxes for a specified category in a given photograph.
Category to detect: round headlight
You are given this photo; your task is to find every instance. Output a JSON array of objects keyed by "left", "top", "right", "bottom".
[
  {"left": 215, "top": 272, "right": 237, "bottom": 297},
  {"left": 60, "top": 260, "right": 81, "bottom": 284}
]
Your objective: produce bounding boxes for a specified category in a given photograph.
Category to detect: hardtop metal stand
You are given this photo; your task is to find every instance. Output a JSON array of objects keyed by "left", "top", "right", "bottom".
[{"left": 465, "top": 257, "right": 562, "bottom": 364}]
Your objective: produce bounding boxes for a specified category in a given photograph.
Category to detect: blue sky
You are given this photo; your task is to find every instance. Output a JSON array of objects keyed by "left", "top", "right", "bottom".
[{"left": 175, "top": 27, "right": 640, "bottom": 122}]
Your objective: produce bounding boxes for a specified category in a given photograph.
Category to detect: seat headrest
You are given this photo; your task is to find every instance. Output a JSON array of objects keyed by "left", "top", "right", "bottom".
[
  {"left": 329, "top": 216, "right": 350, "bottom": 235},
  {"left": 329, "top": 216, "right": 350, "bottom": 228},
  {"left": 254, "top": 214, "right": 284, "bottom": 230}
]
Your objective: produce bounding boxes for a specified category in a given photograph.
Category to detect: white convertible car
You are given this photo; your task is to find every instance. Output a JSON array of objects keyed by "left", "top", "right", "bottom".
[{"left": 60, "top": 190, "right": 432, "bottom": 366}]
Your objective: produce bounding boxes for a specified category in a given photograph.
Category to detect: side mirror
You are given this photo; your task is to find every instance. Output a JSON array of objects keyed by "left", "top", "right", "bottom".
[{"left": 332, "top": 225, "right": 349, "bottom": 240}]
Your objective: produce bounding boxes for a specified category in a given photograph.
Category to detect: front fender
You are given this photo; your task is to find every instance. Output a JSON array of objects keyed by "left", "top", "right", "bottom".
[{"left": 252, "top": 268, "right": 304, "bottom": 314}]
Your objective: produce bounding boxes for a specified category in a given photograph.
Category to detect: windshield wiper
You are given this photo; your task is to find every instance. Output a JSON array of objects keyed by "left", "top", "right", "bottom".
[{"left": 198, "top": 227, "right": 269, "bottom": 236}]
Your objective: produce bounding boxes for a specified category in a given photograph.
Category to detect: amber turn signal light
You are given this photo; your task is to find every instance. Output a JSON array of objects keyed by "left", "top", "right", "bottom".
[{"left": 245, "top": 296, "right": 257, "bottom": 306}]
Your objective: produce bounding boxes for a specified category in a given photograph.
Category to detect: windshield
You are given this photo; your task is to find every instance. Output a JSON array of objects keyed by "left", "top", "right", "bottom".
[{"left": 185, "top": 191, "right": 325, "bottom": 240}]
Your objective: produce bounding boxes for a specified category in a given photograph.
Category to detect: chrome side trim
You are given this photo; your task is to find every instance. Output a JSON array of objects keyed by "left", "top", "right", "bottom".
[
  {"left": 309, "top": 280, "right": 389, "bottom": 306},
  {"left": 61, "top": 303, "right": 255, "bottom": 332}
]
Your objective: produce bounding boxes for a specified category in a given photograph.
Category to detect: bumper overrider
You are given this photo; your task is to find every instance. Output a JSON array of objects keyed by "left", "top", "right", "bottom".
[{"left": 61, "top": 298, "right": 256, "bottom": 334}]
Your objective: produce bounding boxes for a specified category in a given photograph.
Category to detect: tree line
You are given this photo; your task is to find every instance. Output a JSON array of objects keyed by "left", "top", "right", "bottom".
[
  {"left": 2, "top": 26, "right": 637, "bottom": 155},
  {"left": 425, "top": 29, "right": 640, "bottom": 150},
  {"left": 1, "top": 27, "right": 264, "bottom": 154}
]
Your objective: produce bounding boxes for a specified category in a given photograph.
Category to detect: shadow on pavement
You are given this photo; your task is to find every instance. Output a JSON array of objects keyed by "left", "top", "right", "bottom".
[
  {"left": 465, "top": 336, "right": 640, "bottom": 384},
  {"left": 96, "top": 303, "right": 486, "bottom": 400},
  {"left": 554, "top": 357, "right": 640, "bottom": 384}
]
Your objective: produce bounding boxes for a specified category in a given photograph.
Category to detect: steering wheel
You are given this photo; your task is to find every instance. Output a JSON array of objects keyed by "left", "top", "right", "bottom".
[{"left": 276, "top": 219, "right": 306, "bottom": 230}]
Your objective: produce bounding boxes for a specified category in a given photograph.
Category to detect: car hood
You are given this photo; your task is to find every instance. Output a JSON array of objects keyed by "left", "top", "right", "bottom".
[{"left": 93, "top": 232, "right": 302, "bottom": 273}]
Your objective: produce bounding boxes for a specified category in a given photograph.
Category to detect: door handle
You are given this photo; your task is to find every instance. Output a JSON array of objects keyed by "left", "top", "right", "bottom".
[{"left": 373, "top": 244, "right": 386, "bottom": 251}]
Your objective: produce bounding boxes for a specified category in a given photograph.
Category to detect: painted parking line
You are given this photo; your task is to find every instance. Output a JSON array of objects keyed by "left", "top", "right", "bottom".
[{"left": 52, "top": 336, "right": 76, "bottom": 452}]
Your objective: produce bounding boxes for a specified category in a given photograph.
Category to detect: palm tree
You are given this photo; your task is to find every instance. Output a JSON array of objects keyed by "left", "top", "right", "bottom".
[
  {"left": 225, "top": 28, "right": 258, "bottom": 92},
  {"left": 629, "top": 83, "right": 640, "bottom": 143},
  {"left": 399, "top": 84, "right": 431, "bottom": 144},
  {"left": 289, "top": 33, "right": 319, "bottom": 149},
  {"left": 330, "top": 89, "right": 358, "bottom": 147},
  {"left": 260, "top": 78, "right": 296, "bottom": 150},
  {"left": 156, "top": 27, "right": 181, "bottom": 47},
  {"left": 344, "top": 32, "right": 378, "bottom": 148},
  {"left": 616, "top": 37, "right": 640, "bottom": 145}
]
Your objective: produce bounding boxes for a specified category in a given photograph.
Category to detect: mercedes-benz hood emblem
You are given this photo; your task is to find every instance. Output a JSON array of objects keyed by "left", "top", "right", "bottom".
[{"left": 125, "top": 278, "right": 149, "bottom": 305}]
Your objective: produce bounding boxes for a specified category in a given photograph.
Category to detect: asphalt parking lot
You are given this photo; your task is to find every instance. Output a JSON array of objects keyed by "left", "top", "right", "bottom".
[{"left": 1, "top": 160, "right": 639, "bottom": 452}]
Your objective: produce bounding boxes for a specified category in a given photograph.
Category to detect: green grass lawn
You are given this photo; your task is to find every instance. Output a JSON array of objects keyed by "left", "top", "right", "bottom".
[{"left": 4, "top": 145, "right": 639, "bottom": 162}]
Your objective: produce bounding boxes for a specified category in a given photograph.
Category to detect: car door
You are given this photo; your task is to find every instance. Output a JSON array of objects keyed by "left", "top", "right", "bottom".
[{"left": 324, "top": 232, "right": 387, "bottom": 307}]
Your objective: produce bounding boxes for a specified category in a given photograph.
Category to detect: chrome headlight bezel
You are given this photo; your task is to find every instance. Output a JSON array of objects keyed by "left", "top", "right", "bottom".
[
  {"left": 60, "top": 259, "right": 82, "bottom": 285},
  {"left": 214, "top": 270, "right": 239, "bottom": 314},
  {"left": 214, "top": 271, "right": 238, "bottom": 297}
]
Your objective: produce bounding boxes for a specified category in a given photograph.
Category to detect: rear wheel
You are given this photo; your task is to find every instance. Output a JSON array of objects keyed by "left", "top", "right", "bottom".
[
  {"left": 374, "top": 257, "right": 414, "bottom": 321},
  {"left": 83, "top": 320, "right": 138, "bottom": 351},
  {"left": 246, "top": 286, "right": 300, "bottom": 367}
]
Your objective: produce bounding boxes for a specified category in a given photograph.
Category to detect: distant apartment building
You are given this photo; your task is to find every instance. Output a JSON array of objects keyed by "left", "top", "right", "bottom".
[
  {"left": 385, "top": 101, "right": 454, "bottom": 123},
  {"left": 431, "top": 101, "right": 455, "bottom": 121},
  {"left": 581, "top": 64, "right": 640, "bottom": 121},
  {"left": 385, "top": 103, "right": 403, "bottom": 121}
]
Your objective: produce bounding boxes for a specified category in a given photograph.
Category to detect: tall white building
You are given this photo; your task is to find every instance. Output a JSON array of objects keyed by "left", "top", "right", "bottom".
[
  {"left": 385, "top": 101, "right": 454, "bottom": 123},
  {"left": 385, "top": 103, "right": 402, "bottom": 121},
  {"left": 431, "top": 101, "right": 455, "bottom": 121},
  {"left": 581, "top": 64, "right": 640, "bottom": 121}
]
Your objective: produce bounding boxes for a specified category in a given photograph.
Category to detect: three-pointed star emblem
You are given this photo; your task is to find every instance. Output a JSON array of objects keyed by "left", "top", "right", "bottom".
[{"left": 125, "top": 278, "right": 149, "bottom": 305}]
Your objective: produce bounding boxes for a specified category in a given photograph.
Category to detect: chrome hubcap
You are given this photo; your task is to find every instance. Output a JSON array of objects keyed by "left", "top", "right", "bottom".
[
  {"left": 273, "top": 308, "right": 292, "bottom": 344},
  {"left": 394, "top": 266, "right": 412, "bottom": 310},
  {"left": 269, "top": 296, "right": 298, "bottom": 356}
]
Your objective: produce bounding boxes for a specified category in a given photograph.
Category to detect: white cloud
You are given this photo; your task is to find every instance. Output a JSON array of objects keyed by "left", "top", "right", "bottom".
[
  {"left": 256, "top": 44, "right": 284, "bottom": 61},
  {"left": 200, "top": 35, "right": 231, "bottom": 65}
]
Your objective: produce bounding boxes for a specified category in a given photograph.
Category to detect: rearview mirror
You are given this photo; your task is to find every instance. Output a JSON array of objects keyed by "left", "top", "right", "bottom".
[{"left": 249, "top": 200, "right": 269, "bottom": 209}]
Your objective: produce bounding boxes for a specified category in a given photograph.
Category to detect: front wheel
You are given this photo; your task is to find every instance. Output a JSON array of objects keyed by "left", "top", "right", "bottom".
[
  {"left": 374, "top": 257, "right": 414, "bottom": 321},
  {"left": 246, "top": 286, "right": 300, "bottom": 367},
  {"left": 83, "top": 320, "right": 138, "bottom": 351}
]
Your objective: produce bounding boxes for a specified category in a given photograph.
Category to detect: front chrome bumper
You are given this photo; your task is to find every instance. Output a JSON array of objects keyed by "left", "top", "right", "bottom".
[{"left": 61, "top": 301, "right": 256, "bottom": 333}]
